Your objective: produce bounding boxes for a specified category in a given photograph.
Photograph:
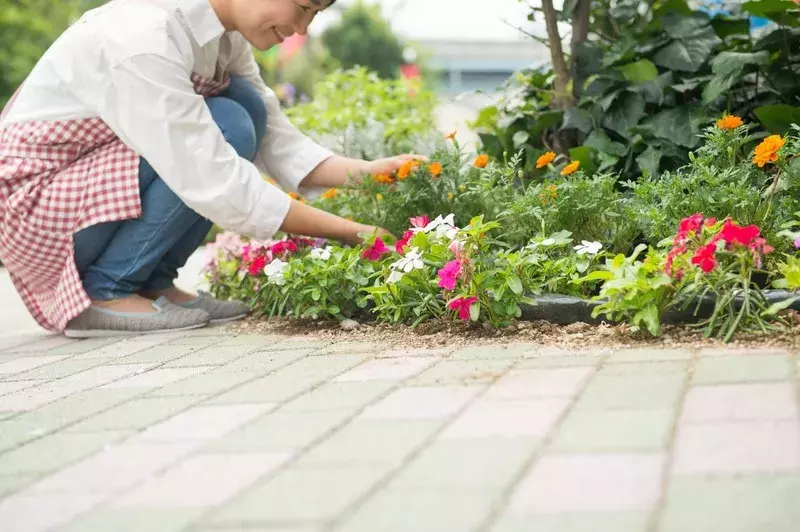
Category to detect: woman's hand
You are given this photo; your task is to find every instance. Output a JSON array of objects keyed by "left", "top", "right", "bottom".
[{"left": 365, "top": 154, "right": 428, "bottom": 176}]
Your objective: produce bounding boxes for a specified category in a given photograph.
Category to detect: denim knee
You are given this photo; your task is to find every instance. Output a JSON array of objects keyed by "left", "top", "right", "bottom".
[
  {"left": 206, "top": 97, "right": 258, "bottom": 161},
  {"left": 223, "top": 76, "right": 268, "bottom": 148}
]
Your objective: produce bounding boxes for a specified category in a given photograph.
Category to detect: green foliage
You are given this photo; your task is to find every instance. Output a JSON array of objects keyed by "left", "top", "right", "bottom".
[
  {"left": 286, "top": 67, "right": 438, "bottom": 157},
  {"left": 581, "top": 245, "right": 675, "bottom": 336},
  {"left": 474, "top": 0, "right": 800, "bottom": 181},
  {"left": 321, "top": 1, "right": 405, "bottom": 79}
]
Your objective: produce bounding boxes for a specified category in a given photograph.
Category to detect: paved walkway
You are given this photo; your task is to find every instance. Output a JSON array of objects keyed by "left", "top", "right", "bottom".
[{"left": 0, "top": 328, "right": 798, "bottom": 532}]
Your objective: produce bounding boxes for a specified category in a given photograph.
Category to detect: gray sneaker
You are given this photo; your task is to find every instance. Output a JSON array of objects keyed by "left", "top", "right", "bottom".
[
  {"left": 64, "top": 297, "right": 211, "bottom": 338},
  {"left": 179, "top": 291, "right": 250, "bottom": 324}
]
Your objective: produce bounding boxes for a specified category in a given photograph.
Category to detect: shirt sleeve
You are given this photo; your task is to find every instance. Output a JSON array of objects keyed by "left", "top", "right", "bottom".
[
  {"left": 225, "top": 35, "right": 334, "bottom": 195},
  {"left": 91, "top": 50, "right": 291, "bottom": 240}
]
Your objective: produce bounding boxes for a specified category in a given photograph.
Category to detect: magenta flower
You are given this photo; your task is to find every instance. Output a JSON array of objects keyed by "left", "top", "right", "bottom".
[
  {"left": 448, "top": 296, "right": 478, "bottom": 320},
  {"left": 794, "top": 236, "right": 800, "bottom": 249},
  {"left": 361, "top": 238, "right": 391, "bottom": 261},
  {"left": 437, "top": 259, "right": 463, "bottom": 290}
]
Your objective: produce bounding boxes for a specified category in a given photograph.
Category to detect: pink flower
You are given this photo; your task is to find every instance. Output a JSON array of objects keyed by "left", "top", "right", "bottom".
[
  {"left": 795, "top": 236, "right": 800, "bottom": 249},
  {"left": 248, "top": 255, "right": 266, "bottom": 276},
  {"left": 437, "top": 259, "right": 463, "bottom": 290},
  {"left": 410, "top": 215, "right": 430, "bottom": 229},
  {"left": 448, "top": 296, "right": 478, "bottom": 321},
  {"left": 361, "top": 238, "right": 391, "bottom": 261},
  {"left": 395, "top": 230, "right": 414, "bottom": 254},
  {"left": 704, "top": 217, "right": 717, "bottom": 227}
]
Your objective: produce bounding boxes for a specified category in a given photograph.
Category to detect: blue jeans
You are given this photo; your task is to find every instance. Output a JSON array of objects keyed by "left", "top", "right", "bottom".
[{"left": 74, "top": 76, "right": 267, "bottom": 300}]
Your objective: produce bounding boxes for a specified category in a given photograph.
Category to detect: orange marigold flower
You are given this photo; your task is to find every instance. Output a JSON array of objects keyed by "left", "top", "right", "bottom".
[
  {"left": 753, "top": 135, "right": 786, "bottom": 168},
  {"left": 428, "top": 162, "right": 442, "bottom": 177},
  {"left": 473, "top": 154, "right": 489, "bottom": 168},
  {"left": 561, "top": 161, "right": 580, "bottom": 176},
  {"left": 446, "top": 130, "right": 457, "bottom": 141},
  {"left": 716, "top": 114, "right": 743, "bottom": 130},
  {"left": 536, "top": 151, "right": 556, "bottom": 169},
  {"left": 321, "top": 188, "right": 337, "bottom": 200},
  {"left": 397, "top": 160, "right": 415, "bottom": 181},
  {"left": 373, "top": 173, "right": 394, "bottom": 184}
]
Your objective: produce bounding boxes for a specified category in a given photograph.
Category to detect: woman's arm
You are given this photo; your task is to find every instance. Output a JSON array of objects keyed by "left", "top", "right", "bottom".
[
  {"left": 300, "top": 153, "right": 428, "bottom": 189},
  {"left": 280, "top": 200, "right": 387, "bottom": 246}
]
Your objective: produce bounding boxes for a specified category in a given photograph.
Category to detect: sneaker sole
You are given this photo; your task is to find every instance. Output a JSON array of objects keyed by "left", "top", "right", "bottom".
[
  {"left": 63, "top": 321, "right": 209, "bottom": 339},
  {"left": 209, "top": 312, "right": 250, "bottom": 325}
]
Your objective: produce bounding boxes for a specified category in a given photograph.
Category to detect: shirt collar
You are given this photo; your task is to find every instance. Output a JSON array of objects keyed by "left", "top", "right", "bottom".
[{"left": 175, "top": 0, "right": 225, "bottom": 46}]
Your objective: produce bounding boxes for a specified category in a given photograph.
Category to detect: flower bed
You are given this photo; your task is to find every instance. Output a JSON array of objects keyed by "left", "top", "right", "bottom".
[{"left": 205, "top": 118, "right": 800, "bottom": 342}]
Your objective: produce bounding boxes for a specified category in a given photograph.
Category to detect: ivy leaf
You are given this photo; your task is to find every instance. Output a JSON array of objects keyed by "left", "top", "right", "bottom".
[
  {"left": 620, "top": 59, "right": 660, "bottom": 83},
  {"left": 602, "top": 92, "right": 646, "bottom": 138},
  {"left": 645, "top": 106, "right": 702, "bottom": 148},
  {"left": 754, "top": 104, "right": 800, "bottom": 134},
  {"left": 584, "top": 129, "right": 628, "bottom": 157},
  {"left": 653, "top": 26, "right": 722, "bottom": 72},
  {"left": 636, "top": 145, "right": 663, "bottom": 176},
  {"left": 562, "top": 107, "right": 594, "bottom": 133},
  {"left": 702, "top": 51, "right": 769, "bottom": 104}
]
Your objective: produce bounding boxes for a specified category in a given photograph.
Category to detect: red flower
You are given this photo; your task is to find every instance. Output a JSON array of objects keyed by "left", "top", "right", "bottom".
[
  {"left": 248, "top": 255, "right": 267, "bottom": 276},
  {"left": 716, "top": 220, "right": 760, "bottom": 247},
  {"left": 664, "top": 244, "right": 687, "bottom": 277},
  {"left": 409, "top": 215, "right": 429, "bottom": 229},
  {"left": 676, "top": 213, "right": 704, "bottom": 241},
  {"left": 448, "top": 296, "right": 478, "bottom": 321},
  {"left": 271, "top": 240, "right": 298, "bottom": 256},
  {"left": 395, "top": 230, "right": 414, "bottom": 254},
  {"left": 361, "top": 238, "right": 391, "bottom": 261},
  {"left": 437, "top": 260, "right": 464, "bottom": 290},
  {"left": 691, "top": 243, "right": 718, "bottom": 273}
]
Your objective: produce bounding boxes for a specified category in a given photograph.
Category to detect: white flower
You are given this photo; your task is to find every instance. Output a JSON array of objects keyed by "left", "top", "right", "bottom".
[
  {"left": 422, "top": 214, "right": 457, "bottom": 238},
  {"left": 309, "top": 247, "right": 332, "bottom": 260},
  {"left": 573, "top": 241, "right": 603, "bottom": 255},
  {"left": 386, "top": 270, "right": 405, "bottom": 284},
  {"left": 390, "top": 247, "right": 425, "bottom": 273},
  {"left": 264, "top": 259, "right": 289, "bottom": 285}
]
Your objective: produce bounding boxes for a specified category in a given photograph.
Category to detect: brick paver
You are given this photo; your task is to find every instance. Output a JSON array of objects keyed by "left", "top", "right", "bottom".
[{"left": 0, "top": 328, "right": 798, "bottom": 531}]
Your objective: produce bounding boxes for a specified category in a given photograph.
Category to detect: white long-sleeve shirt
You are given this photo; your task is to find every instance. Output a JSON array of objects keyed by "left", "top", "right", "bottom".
[{"left": 0, "top": 0, "right": 333, "bottom": 239}]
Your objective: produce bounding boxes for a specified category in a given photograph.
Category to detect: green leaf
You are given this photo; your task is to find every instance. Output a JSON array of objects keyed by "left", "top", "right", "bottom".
[
  {"left": 602, "top": 92, "right": 646, "bottom": 138},
  {"left": 620, "top": 59, "right": 659, "bottom": 84},
  {"left": 762, "top": 296, "right": 800, "bottom": 317},
  {"left": 653, "top": 26, "right": 722, "bottom": 72},
  {"left": 754, "top": 105, "right": 800, "bottom": 134},
  {"left": 743, "top": 0, "right": 800, "bottom": 25},
  {"left": 637, "top": 303, "right": 662, "bottom": 336},
  {"left": 507, "top": 274, "right": 523, "bottom": 296},
  {"left": 562, "top": 107, "right": 594, "bottom": 133},
  {"left": 512, "top": 130, "right": 530, "bottom": 148},
  {"left": 645, "top": 106, "right": 702, "bottom": 148},
  {"left": 584, "top": 130, "right": 628, "bottom": 157},
  {"left": 636, "top": 145, "right": 663, "bottom": 176},
  {"left": 702, "top": 51, "right": 770, "bottom": 104},
  {"left": 635, "top": 72, "right": 674, "bottom": 105},
  {"left": 568, "top": 146, "right": 596, "bottom": 174},
  {"left": 661, "top": 13, "right": 712, "bottom": 39},
  {"left": 710, "top": 16, "right": 752, "bottom": 38}
]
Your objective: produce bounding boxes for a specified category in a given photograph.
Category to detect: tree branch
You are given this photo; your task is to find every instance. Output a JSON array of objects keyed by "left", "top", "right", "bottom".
[{"left": 570, "top": 0, "right": 591, "bottom": 99}]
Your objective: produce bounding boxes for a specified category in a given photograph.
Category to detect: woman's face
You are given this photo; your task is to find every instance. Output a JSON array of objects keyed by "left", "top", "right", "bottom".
[{"left": 230, "top": 0, "right": 331, "bottom": 51}]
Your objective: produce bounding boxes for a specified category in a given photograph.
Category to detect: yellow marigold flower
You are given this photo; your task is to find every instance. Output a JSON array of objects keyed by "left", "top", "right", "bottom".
[
  {"left": 321, "top": 188, "right": 337, "bottom": 200},
  {"left": 473, "top": 154, "right": 489, "bottom": 168},
  {"left": 716, "top": 114, "right": 743, "bottom": 130},
  {"left": 446, "top": 130, "right": 457, "bottom": 141},
  {"left": 428, "top": 162, "right": 442, "bottom": 177},
  {"left": 561, "top": 160, "right": 580, "bottom": 176},
  {"left": 536, "top": 151, "right": 556, "bottom": 169},
  {"left": 753, "top": 135, "right": 786, "bottom": 168},
  {"left": 448, "top": 192, "right": 455, "bottom": 200},
  {"left": 376, "top": 193, "right": 384, "bottom": 201},
  {"left": 373, "top": 173, "right": 394, "bottom": 184}
]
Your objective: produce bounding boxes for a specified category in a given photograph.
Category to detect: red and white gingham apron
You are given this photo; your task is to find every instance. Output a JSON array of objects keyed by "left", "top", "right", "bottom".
[{"left": 0, "top": 74, "right": 231, "bottom": 332}]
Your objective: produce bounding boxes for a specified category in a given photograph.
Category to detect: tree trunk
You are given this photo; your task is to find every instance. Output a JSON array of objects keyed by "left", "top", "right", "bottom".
[
  {"left": 570, "top": 0, "right": 591, "bottom": 99},
  {"left": 540, "top": 0, "right": 572, "bottom": 109}
]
